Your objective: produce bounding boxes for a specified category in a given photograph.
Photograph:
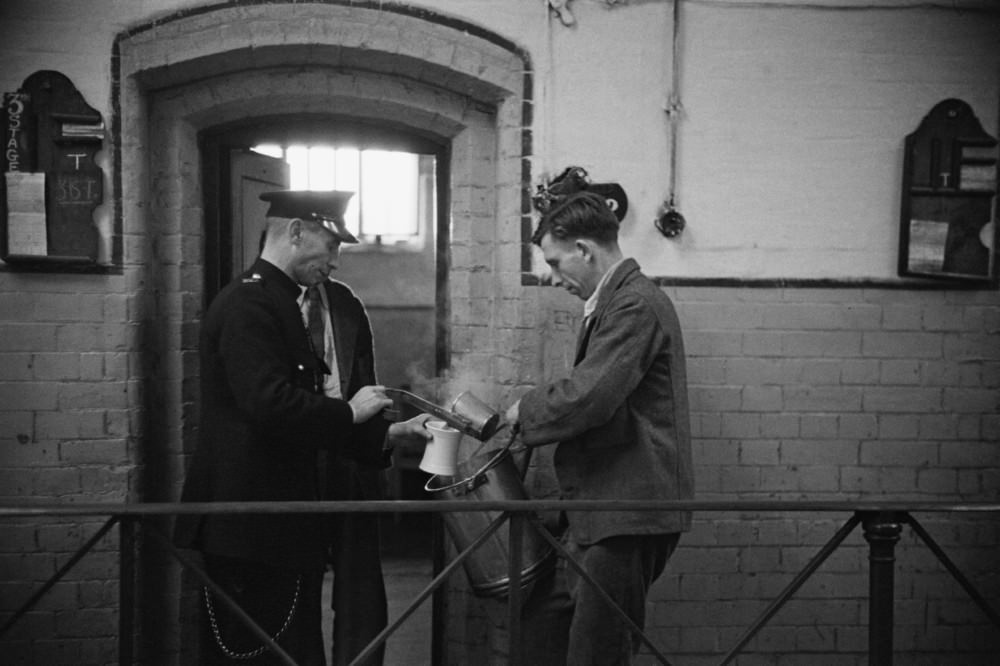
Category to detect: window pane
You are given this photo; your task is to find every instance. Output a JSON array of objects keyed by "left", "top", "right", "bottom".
[
  {"left": 252, "top": 142, "right": 426, "bottom": 245},
  {"left": 285, "top": 146, "right": 309, "bottom": 190},
  {"left": 307, "top": 147, "right": 336, "bottom": 191},
  {"left": 361, "top": 150, "right": 419, "bottom": 237},
  {"left": 334, "top": 148, "right": 361, "bottom": 234}
]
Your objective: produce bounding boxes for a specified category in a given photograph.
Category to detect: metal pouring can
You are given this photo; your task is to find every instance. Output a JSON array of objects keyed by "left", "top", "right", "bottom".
[{"left": 449, "top": 391, "right": 501, "bottom": 441}]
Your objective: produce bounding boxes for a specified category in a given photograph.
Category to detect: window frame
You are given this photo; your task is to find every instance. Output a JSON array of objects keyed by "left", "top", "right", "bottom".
[{"left": 253, "top": 143, "right": 434, "bottom": 249}]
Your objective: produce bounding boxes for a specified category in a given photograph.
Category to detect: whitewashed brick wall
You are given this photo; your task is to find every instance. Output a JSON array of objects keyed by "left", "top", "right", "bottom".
[{"left": 0, "top": 1, "right": 998, "bottom": 664}]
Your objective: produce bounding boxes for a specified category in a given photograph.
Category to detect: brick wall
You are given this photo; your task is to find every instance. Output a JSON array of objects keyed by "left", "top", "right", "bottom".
[
  {"left": 447, "top": 281, "right": 1000, "bottom": 664},
  {"left": 1, "top": 1, "right": 999, "bottom": 664},
  {"left": 658, "top": 285, "right": 1000, "bottom": 663},
  {"left": 0, "top": 273, "right": 135, "bottom": 664}
]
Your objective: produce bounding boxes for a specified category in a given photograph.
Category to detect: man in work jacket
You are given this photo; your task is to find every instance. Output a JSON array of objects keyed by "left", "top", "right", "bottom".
[{"left": 506, "top": 190, "right": 694, "bottom": 666}]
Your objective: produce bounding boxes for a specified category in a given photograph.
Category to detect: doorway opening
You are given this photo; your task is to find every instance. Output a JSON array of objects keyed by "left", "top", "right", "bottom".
[
  {"left": 116, "top": 5, "right": 530, "bottom": 660},
  {"left": 201, "top": 117, "right": 448, "bottom": 663},
  {"left": 202, "top": 115, "right": 448, "bottom": 474}
]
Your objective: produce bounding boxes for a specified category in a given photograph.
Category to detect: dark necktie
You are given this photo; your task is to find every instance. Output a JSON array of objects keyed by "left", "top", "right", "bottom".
[
  {"left": 306, "top": 285, "right": 329, "bottom": 499},
  {"left": 306, "top": 285, "right": 325, "bottom": 360}
]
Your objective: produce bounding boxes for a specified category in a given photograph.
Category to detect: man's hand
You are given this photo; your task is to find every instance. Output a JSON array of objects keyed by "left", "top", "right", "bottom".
[
  {"left": 387, "top": 413, "right": 433, "bottom": 452},
  {"left": 349, "top": 385, "right": 392, "bottom": 423}
]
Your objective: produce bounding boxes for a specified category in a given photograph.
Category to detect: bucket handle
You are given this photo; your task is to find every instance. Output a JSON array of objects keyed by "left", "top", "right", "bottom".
[
  {"left": 424, "top": 425, "right": 527, "bottom": 495},
  {"left": 424, "top": 447, "right": 504, "bottom": 495}
]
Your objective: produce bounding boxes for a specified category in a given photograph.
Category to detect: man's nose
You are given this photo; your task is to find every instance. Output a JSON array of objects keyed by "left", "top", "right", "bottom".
[{"left": 549, "top": 271, "right": 562, "bottom": 287}]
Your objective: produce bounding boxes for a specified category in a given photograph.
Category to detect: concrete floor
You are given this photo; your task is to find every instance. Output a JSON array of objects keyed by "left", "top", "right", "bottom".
[{"left": 321, "top": 513, "right": 436, "bottom": 665}]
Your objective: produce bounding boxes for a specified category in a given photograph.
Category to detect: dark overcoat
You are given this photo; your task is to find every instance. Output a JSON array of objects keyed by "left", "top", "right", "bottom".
[
  {"left": 174, "top": 258, "right": 389, "bottom": 572},
  {"left": 518, "top": 258, "right": 694, "bottom": 544}
]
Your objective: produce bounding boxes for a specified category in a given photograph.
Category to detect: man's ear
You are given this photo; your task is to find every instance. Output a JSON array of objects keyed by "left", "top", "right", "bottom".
[
  {"left": 287, "top": 218, "right": 304, "bottom": 244},
  {"left": 575, "top": 238, "right": 595, "bottom": 261}
]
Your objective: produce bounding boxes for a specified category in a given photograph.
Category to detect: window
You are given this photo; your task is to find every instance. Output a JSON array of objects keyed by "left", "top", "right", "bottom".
[{"left": 252, "top": 143, "right": 434, "bottom": 247}]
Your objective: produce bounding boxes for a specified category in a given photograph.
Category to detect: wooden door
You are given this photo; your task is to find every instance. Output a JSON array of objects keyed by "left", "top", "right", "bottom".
[{"left": 229, "top": 149, "right": 289, "bottom": 274}]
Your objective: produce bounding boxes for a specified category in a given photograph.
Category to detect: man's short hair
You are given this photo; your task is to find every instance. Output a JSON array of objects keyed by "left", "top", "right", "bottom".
[{"left": 531, "top": 191, "right": 619, "bottom": 246}]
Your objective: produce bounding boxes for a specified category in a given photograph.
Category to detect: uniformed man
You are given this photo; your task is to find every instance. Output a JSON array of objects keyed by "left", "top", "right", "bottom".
[{"left": 175, "top": 189, "right": 430, "bottom": 665}]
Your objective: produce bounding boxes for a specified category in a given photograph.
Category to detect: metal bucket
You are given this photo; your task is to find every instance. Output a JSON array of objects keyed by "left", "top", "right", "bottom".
[{"left": 426, "top": 446, "right": 555, "bottom": 598}]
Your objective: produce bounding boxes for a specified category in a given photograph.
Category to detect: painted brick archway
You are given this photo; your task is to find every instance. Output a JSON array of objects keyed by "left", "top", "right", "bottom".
[{"left": 114, "top": 3, "right": 531, "bottom": 661}]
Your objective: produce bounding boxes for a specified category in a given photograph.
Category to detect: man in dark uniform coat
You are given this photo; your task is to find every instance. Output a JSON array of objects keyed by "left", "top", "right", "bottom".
[
  {"left": 506, "top": 191, "right": 694, "bottom": 665},
  {"left": 175, "top": 190, "right": 429, "bottom": 665}
]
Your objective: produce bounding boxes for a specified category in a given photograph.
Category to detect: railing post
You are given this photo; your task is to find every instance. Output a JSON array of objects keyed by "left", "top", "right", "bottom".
[
  {"left": 507, "top": 512, "right": 524, "bottom": 666},
  {"left": 861, "top": 511, "right": 903, "bottom": 666},
  {"left": 119, "top": 516, "right": 135, "bottom": 666}
]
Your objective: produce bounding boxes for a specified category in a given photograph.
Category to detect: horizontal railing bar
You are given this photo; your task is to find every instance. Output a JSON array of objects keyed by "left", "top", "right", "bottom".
[
  {"left": 3, "top": 502, "right": 997, "bottom": 665},
  {"left": 1, "top": 500, "right": 998, "bottom": 518}
]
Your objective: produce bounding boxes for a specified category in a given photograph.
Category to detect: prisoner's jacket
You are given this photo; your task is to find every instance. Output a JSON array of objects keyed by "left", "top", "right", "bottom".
[{"left": 519, "top": 258, "right": 694, "bottom": 544}]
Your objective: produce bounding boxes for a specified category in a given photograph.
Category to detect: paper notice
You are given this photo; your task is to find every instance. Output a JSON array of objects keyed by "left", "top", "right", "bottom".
[
  {"left": 908, "top": 218, "right": 949, "bottom": 273},
  {"left": 5, "top": 172, "right": 47, "bottom": 256}
]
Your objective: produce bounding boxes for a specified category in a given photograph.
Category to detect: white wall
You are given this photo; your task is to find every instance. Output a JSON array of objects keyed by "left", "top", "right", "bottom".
[
  {"left": 672, "top": 1, "right": 1000, "bottom": 279},
  {"left": 2, "top": 0, "right": 998, "bottom": 279},
  {"left": 1, "top": 3, "right": 998, "bottom": 663}
]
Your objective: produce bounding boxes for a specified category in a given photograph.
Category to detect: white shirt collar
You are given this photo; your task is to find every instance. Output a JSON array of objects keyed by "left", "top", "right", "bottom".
[{"left": 583, "top": 257, "right": 626, "bottom": 320}]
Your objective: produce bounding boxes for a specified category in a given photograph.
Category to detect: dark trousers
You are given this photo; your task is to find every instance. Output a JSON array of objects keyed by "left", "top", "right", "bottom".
[
  {"left": 199, "top": 554, "right": 325, "bottom": 666},
  {"left": 521, "top": 532, "right": 680, "bottom": 666},
  {"left": 329, "top": 508, "right": 387, "bottom": 666}
]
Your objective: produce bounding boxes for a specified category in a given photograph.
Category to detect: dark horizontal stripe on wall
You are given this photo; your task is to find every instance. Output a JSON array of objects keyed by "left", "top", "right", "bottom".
[{"left": 521, "top": 272, "right": 997, "bottom": 290}]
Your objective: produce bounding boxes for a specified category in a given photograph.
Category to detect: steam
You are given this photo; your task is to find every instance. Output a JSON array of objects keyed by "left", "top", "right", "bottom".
[{"left": 405, "top": 361, "right": 493, "bottom": 407}]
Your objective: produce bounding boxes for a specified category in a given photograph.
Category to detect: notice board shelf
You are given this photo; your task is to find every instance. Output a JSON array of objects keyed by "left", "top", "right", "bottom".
[
  {"left": 2, "top": 70, "right": 107, "bottom": 271},
  {"left": 897, "top": 98, "right": 998, "bottom": 286}
]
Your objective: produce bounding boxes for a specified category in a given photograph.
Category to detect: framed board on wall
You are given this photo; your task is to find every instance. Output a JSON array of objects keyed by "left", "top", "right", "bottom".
[
  {"left": 898, "top": 98, "right": 998, "bottom": 286},
  {"left": 2, "top": 70, "right": 106, "bottom": 270}
]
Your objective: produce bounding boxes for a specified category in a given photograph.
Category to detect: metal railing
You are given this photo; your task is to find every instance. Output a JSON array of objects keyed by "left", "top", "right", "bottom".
[{"left": 2, "top": 499, "right": 999, "bottom": 665}]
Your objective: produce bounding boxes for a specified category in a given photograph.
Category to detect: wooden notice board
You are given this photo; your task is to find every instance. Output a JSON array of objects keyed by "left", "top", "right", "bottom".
[
  {"left": 2, "top": 70, "right": 105, "bottom": 268},
  {"left": 898, "top": 99, "right": 998, "bottom": 285}
]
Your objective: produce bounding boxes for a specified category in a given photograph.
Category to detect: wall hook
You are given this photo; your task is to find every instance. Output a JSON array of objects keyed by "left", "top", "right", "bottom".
[
  {"left": 548, "top": 0, "right": 575, "bottom": 26},
  {"left": 655, "top": 199, "right": 686, "bottom": 238}
]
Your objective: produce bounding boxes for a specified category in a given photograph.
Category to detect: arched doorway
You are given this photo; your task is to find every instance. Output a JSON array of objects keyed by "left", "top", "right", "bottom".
[
  {"left": 114, "top": 3, "right": 530, "bottom": 662},
  {"left": 203, "top": 114, "right": 447, "bottom": 664}
]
